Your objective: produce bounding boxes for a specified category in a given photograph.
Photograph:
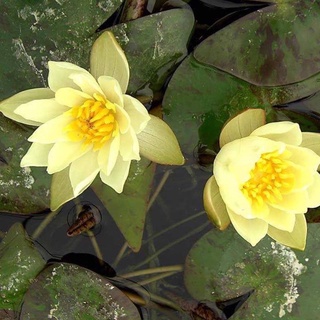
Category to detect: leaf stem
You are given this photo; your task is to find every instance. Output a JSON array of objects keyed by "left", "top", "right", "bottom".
[{"left": 119, "top": 264, "right": 183, "bottom": 278}]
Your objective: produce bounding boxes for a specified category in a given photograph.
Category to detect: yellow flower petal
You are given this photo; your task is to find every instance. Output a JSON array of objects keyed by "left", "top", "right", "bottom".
[
  {"left": 48, "top": 61, "right": 91, "bottom": 92},
  {"left": 306, "top": 172, "right": 320, "bottom": 208},
  {"left": 287, "top": 145, "right": 320, "bottom": 171},
  {"left": 98, "top": 135, "right": 120, "bottom": 176},
  {"left": 119, "top": 127, "right": 140, "bottom": 161},
  {"left": 137, "top": 115, "right": 184, "bottom": 165},
  {"left": 69, "top": 151, "right": 100, "bottom": 197},
  {"left": 100, "top": 157, "right": 131, "bottom": 193},
  {"left": 55, "top": 88, "right": 92, "bottom": 108},
  {"left": 203, "top": 176, "right": 230, "bottom": 230},
  {"left": 301, "top": 132, "right": 320, "bottom": 157},
  {"left": 228, "top": 208, "right": 268, "bottom": 246},
  {"left": 123, "top": 95, "right": 150, "bottom": 134},
  {"left": 90, "top": 31, "right": 130, "bottom": 93},
  {"left": 15, "top": 99, "right": 69, "bottom": 123},
  {"left": 219, "top": 108, "right": 266, "bottom": 147},
  {"left": 0, "top": 88, "right": 54, "bottom": 126},
  {"left": 69, "top": 72, "right": 104, "bottom": 97},
  {"left": 268, "top": 214, "right": 307, "bottom": 250},
  {"left": 20, "top": 143, "right": 53, "bottom": 167},
  {"left": 269, "top": 191, "right": 308, "bottom": 214},
  {"left": 214, "top": 136, "right": 284, "bottom": 186},
  {"left": 47, "top": 141, "right": 90, "bottom": 174},
  {"left": 250, "top": 121, "right": 302, "bottom": 146},
  {"left": 98, "top": 76, "right": 124, "bottom": 108},
  {"left": 50, "top": 167, "right": 75, "bottom": 211},
  {"left": 115, "top": 104, "right": 130, "bottom": 134},
  {"left": 264, "top": 207, "right": 296, "bottom": 232},
  {"left": 28, "top": 114, "right": 72, "bottom": 143}
]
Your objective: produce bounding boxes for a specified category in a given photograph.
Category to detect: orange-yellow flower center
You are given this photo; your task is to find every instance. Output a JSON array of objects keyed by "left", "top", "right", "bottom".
[
  {"left": 65, "top": 94, "right": 118, "bottom": 150},
  {"left": 241, "top": 150, "right": 295, "bottom": 209}
]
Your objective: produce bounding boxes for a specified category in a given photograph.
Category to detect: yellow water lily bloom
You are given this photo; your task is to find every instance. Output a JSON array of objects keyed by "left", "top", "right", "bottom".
[
  {"left": 203, "top": 109, "right": 320, "bottom": 250},
  {"left": 0, "top": 31, "right": 184, "bottom": 209}
]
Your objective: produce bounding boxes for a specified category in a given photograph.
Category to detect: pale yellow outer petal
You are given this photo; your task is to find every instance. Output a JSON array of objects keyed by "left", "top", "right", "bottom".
[
  {"left": 98, "top": 135, "right": 120, "bottom": 176},
  {"left": 20, "top": 143, "right": 53, "bottom": 167},
  {"left": 228, "top": 208, "right": 268, "bottom": 246},
  {"left": 55, "top": 88, "right": 92, "bottom": 108},
  {"left": 137, "top": 115, "right": 184, "bottom": 165},
  {"left": 287, "top": 162, "right": 313, "bottom": 192},
  {"left": 214, "top": 136, "right": 284, "bottom": 218},
  {"left": 15, "top": 99, "right": 69, "bottom": 123},
  {"left": 306, "top": 172, "right": 320, "bottom": 208},
  {"left": 119, "top": 127, "right": 140, "bottom": 161},
  {"left": 269, "top": 191, "right": 308, "bottom": 214},
  {"left": 115, "top": 104, "right": 130, "bottom": 134},
  {"left": 100, "top": 157, "right": 131, "bottom": 193},
  {"left": 301, "top": 132, "right": 320, "bottom": 157},
  {"left": 50, "top": 167, "right": 75, "bottom": 211},
  {"left": 47, "top": 141, "right": 90, "bottom": 174},
  {"left": 90, "top": 31, "right": 130, "bottom": 93},
  {"left": 98, "top": 76, "right": 124, "bottom": 107},
  {"left": 219, "top": 108, "right": 266, "bottom": 147},
  {"left": 69, "top": 151, "right": 100, "bottom": 197},
  {"left": 268, "top": 214, "right": 307, "bottom": 250},
  {"left": 123, "top": 95, "right": 151, "bottom": 134},
  {"left": 48, "top": 61, "right": 91, "bottom": 92},
  {"left": 69, "top": 73, "right": 104, "bottom": 97},
  {"left": 287, "top": 145, "right": 320, "bottom": 171},
  {"left": 250, "top": 121, "right": 302, "bottom": 146},
  {"left": 264, "top": 207, "right": 296, "bottom": 232},
  {"left": 0, "top": 88, "right": 54, "bottom": 126},
  {"left": 28, "top": 114, "right": 72, "bottom": 143},
  {"left": 214, "top": 136, "right": 284, "bottom": 186},
  {"left": 203, "top": 176, "right": 230, "bottom": 230}
]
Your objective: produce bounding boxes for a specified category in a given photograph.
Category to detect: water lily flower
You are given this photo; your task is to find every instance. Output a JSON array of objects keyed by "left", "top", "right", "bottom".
[
  {"left": 203, "top": 109, "right": 320, "bottom": 250},
  {"left": 0, "top": 31, "right": 184, "bottom": 210}
]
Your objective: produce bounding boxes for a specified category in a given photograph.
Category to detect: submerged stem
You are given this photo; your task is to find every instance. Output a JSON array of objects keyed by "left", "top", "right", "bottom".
[
  {"left": 31, "top": 210, "right": 59, "bottom": 239},
  {"left": 119, "top": 264, "right": 183, "bottom": 278}
]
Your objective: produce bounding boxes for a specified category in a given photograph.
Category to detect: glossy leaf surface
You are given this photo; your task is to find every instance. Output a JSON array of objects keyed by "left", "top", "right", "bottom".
[
  {"left": 184, "top": 224, "right": 320, "bottom": 319},
  {"left": 0, "top": 223, "right": 46, "bottom": 310},
  {"left": 20, "top": 263, "right": 141, "bottom": 320},
  {"left": 194, "top": 1, "right": 320, "bottom": 86}
]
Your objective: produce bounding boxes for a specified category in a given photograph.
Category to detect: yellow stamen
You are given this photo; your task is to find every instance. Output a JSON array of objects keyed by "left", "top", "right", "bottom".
[
  {"left": 64, "top": 94, "right": 118, "bottom": 150},
  {"left": 241, "top": 150, "right": 295, "bottom": 210}
]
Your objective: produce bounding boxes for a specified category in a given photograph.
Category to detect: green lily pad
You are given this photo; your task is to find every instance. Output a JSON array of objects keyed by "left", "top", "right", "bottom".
[
  {"left": 20, "top": 263, "right": 141, "bottom": 320},
  {"left": 0, "top": 0, "right": 122, "bottom": 100},
  {"left": 184, "top": 224, "right": 320, "bottom": 319},
  {"left": 194, "top": 1, "right": 320, "bottom": 86},
  {"left": 162, "top": 54, "right": 320, "bottom": 157},
  {"left": 0, "top": 114, "right": 51, "bottom": 213},
  {"left": 108, "top": 7, "right": 194, "bottom": 94},
  {"left": 0, "top": 223, "right": 46, "bottom": 310},
  {"left": 91, "top": 157, "right": 156, "bottom": 252}
]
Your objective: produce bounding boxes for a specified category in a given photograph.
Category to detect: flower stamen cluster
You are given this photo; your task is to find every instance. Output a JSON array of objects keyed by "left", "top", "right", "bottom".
[
  {"left": 64, "top": 94, "right": 118, "bottom": 150},
  {"left": 241, "top": 150, "right": 294, "bottom": 209}
]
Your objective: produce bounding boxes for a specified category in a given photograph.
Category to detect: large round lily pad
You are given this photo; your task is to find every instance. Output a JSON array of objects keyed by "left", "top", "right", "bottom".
[
  {"left": 194, "top": 0, "right": 320, "bottom": 86},
  {"left": 184, "top": 224, "right": 320, "bottom": 319},
  {"left": 20, "top": 263, "right": 141, "bottom": 320}
]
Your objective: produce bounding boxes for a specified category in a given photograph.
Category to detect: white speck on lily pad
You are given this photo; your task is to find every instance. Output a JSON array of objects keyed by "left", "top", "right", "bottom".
[{"left": 270, "top": 242, "right": 306, "bottom": 318}]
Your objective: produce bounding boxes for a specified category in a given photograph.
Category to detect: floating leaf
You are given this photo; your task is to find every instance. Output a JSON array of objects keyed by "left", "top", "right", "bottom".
[
  {"left": 0, "top": 223, "right": 46, "bottom": 310},
  {"left": 194, "top": 1, "right": 320, "bottom": 86},
  {"left": 184, "top": 224, "right": 320, "bottom": 319},
  {"left": 91, "top": 157, "right": 156, "bottom": 252},
  {"left": 0, "top": 114, "right": 50, "bottom": 213},
  {"left": 0, "top": 0, "right": 123, "bottom": 99},
  {"left": 108, "top": 7, "right": 194, "bottom": 93},
  {"left": 20, "top": 263, "right": 141, "bottom": 320},
  {"left": 163, "top": 54, "right": 320, "bottom": 157}
]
